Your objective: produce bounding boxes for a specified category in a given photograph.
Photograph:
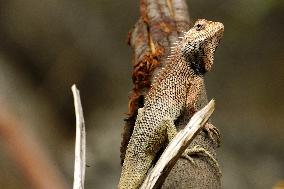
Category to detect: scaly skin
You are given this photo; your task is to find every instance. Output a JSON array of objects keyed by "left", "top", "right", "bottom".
[{"left": 118, "top": 19, "right": 224, "bottom": 189}]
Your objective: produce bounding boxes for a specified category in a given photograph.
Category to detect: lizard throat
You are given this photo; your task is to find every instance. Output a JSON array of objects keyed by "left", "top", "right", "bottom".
[
  {"left": 189, "top": 60, "right": 206, "bottom": 75},
  {"left": 182, "top": 52, "right": 206, "bottom": 75}
]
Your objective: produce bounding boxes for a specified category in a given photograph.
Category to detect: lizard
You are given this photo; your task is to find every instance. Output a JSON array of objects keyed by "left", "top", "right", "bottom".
[{"left": 118, "top": 19, "right": 224, "bottom": 189}]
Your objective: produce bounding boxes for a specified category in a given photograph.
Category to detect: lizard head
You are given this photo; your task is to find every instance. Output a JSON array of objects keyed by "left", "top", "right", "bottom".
[{"left": 181, "top": 19, "right": 224, "bottom": 74}]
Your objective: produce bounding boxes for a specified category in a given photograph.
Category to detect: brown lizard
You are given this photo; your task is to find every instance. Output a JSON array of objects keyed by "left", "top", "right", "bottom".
[{"left": 118, "top": 19, "right": 224, "bottom": 189}]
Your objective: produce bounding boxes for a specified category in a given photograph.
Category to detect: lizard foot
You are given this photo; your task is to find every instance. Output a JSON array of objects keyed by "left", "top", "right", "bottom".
[
  {"left": 203, "top": 123, "right": 221, "bottom": 146},
  {"left": 182, "top": 145, "right": 221, "bottom": 175},
  {"left": 181, "top": 151, "right": 196, "bottom": 165}
]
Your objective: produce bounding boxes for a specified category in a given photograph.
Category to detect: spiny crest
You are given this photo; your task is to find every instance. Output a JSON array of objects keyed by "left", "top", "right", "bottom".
[
  {"left": 168, "top": 34, "right": 186, "bottom": 62},
  {"left": 151, "top": 35, "right": 185, "bottom": 86}
]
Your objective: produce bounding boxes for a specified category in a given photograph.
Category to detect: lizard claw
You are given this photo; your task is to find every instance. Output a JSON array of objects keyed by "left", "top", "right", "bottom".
[
  {"left": 203, "top": 123, "right": 221, "bottom": 146},
  {"left": 181, "top": 145, "right": 209, "bottom": 166},
  {"left": 181, "top": 151, "right": 197, "bottom": 165},
  {"left": 182, "top": 145, "right": 221, "bottom": 175}
]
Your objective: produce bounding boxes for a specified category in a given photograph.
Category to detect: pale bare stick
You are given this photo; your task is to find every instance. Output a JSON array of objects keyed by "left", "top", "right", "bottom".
[
  {"left": 140, "top": 99, "right": 215, "bottom": 189},
  {"left": 71, "top": 85, "right": 86, "bottom": 189}
]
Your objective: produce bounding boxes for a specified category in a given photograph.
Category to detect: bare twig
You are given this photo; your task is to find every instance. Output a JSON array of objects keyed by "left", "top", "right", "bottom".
[
  {"left": 71, "top": 85, "right": 86, "bottom": 189},
  {"left": 140, "top": 100, "right": 215, "bottom": 189}
]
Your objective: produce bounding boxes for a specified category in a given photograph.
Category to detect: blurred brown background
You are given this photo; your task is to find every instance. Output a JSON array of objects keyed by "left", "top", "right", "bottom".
[{"left": 0, "top": 0, "right": 283, "bottom": 189}]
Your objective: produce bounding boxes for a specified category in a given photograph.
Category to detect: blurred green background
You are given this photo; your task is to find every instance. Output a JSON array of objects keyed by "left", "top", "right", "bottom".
[{"left": 0, "top": 0, "right": 283, "bottom": 188}]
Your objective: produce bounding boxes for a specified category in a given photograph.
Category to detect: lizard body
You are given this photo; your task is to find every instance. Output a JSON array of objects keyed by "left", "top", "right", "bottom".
[{"left": 118, "top": 19, "right": 224, "bottom": 189}]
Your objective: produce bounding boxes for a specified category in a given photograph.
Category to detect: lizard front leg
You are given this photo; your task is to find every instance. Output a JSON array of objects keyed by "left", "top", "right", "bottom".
[
  {"left": 184, "top": 79, "right": 221, "bottom": 172},
  {"left": 186, "top": 78, "right": 220, "bottom": 144}
]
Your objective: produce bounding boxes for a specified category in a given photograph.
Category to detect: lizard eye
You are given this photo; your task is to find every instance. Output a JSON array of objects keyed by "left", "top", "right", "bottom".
[{"left": 195, "top": 23, "right": 204, "bottom": 31}]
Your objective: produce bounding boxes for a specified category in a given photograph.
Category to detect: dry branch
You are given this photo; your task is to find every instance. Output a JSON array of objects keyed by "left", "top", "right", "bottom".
[
  {"left": 71, "top": 85, "right": 86, "bottom": 189},
  {"left": 141, "top": 100, "right": 215, "bottom": 189}
]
